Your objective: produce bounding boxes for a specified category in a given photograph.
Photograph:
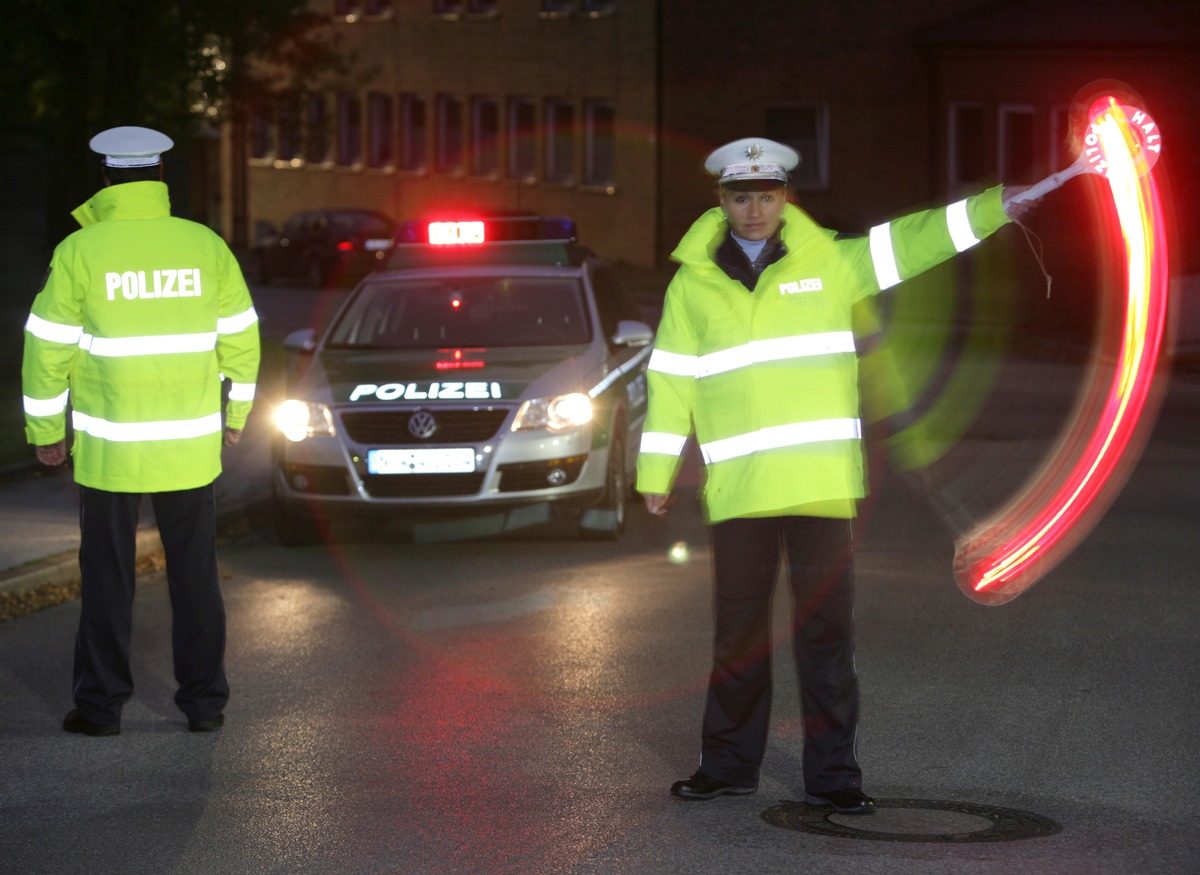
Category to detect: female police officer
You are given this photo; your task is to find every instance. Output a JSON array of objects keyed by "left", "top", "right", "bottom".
[{"left": 638, "top": 137, "right": 1031, "bottom": 812}]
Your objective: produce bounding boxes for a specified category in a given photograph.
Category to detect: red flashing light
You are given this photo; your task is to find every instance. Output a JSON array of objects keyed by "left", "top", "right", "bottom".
[
  {"left": 336, "top": 240, "right": 355, "bottom": 252},
  {"left": 429, "top": 221, "right": 486, "bottom": 246},
  {"left": 434, "top": 347, "right": 486, "bottom": 370}
]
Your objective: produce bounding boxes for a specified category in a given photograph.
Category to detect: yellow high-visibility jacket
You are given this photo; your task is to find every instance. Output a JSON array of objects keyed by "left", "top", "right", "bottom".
[
  {"left": 22, "top": 181, "right": 260, "bottom": 493},
  {"left": 636, "top": 187, "right": 1010, "bottom": 523}
]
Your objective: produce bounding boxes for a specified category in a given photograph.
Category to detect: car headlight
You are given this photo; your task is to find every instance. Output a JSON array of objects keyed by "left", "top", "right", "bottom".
[
  {"left": 275, "top": 400, "right": 335, "bottom": 442},
  {"left": 512, "top": 393, "right": 593, "bottom": 432}
]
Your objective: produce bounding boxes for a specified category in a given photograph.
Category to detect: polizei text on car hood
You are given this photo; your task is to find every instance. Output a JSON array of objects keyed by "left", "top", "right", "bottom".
[{"left": 313, "top": 344, "right": 596, "bottom": 405}]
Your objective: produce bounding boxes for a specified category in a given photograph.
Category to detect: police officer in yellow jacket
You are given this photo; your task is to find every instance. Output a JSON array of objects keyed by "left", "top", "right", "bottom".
[
  {"left": 22, "top": 126, "right": 260, "bottom": 736},
  {"left": 638, "top": 138, "right": 1033, "bottom": 810}
]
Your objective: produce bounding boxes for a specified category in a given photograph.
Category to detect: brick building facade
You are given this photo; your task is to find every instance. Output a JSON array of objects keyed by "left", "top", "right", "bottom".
[{"left": 227, "top": 0, "right": 1198, "bottom": 271}]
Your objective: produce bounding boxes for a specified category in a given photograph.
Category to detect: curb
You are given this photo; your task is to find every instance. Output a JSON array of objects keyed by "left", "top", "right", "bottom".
[
  {"left": 0, "top": 495, "right": 270, "bottom": 601},
  {"left": 0, "top": 528, "right": 164, "bottom": 598}
]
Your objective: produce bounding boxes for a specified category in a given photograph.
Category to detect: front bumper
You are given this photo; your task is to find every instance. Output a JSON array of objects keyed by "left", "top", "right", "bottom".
[{"left": 271, "top": 410, "right": 611, "bottom": 519}]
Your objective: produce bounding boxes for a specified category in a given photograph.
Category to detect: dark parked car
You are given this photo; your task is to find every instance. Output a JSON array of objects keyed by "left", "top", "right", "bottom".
[{"left": 252, "top": 209, "right": 395, "bottom": 288}]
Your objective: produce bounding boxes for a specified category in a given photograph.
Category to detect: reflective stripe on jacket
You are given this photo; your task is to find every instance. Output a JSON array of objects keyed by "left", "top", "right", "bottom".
[
  {"left": 22, "top": 181, "right": 261, "bottom": 492},
  {"left": 636, "top": 187, "right": 1010, "bottom": 523}
]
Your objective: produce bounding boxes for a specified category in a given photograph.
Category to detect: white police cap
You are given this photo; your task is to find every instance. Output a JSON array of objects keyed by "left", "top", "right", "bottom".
[
  {"left": 89, "top": 126, "right": 174, "bottom": 168},
  {"left": 704, "top": 137, "right": 800, "bottom": 186}
]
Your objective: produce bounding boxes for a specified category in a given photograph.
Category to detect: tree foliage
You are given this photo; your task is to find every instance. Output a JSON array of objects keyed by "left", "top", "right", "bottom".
[
  {"left": 1, "top": 0, "right": 343, "bottom": 141},
  {"left": 0, "top": 0, "right": 345, "bottom": 240}
]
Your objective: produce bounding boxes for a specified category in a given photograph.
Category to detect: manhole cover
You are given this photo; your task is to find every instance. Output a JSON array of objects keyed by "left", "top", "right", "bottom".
[{"left": 761, "top": 798, "right": 1061, "bottom": 843}]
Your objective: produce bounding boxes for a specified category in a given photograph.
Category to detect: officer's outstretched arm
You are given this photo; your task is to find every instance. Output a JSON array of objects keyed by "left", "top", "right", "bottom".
[{"left": 1002, "top": 184, "right": 1040, "bottom": 221}]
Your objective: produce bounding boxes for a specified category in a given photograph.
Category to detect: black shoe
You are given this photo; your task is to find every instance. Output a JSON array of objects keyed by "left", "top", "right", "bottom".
[
  {"left": 670, "top": 772, "right": 757, "bottom": 801},
  {"left": 188, "top": 714, "right": 224, "bottom": 733},
  {"left": 63, "top": 709, "right": 120, "bottom": 737},
  {"left": 804, "top": 787, "right": 876, "bottom": 814}
]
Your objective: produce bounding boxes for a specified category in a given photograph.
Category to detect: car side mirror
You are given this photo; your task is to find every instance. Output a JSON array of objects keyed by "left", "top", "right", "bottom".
[
  {"left": 611, "top": 319, "right": 654, "bottom": 348},
  {"left": 254, "top": 220, "right": 278, "bottom": 243},
  {"left": 283, "top": 328, "right": 317, "bottom": 353}
]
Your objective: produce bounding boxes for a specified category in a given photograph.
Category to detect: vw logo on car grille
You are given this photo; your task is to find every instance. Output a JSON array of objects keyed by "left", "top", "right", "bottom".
[{"left": 407, "top": 411, "right": 439, "bottom": 440}]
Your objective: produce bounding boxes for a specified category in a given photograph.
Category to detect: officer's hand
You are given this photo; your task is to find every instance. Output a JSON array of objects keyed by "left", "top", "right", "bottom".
[
  {"left": 642, "top": 492, "right": 673, "bottom": 516},
  {"left": 1002, "top": 185, "right": 1040, "bottom": 221},
  {"left": 36, "top": 440, "right": 67, "bottom": 467},
  {"left": 223, "top": 428, "right": 242, "bottom": 447}
]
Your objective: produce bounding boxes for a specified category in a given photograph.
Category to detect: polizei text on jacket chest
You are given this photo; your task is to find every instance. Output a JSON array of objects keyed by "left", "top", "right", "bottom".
[{"left": 105, "top": 269, "right": 203, "bottom": 300}]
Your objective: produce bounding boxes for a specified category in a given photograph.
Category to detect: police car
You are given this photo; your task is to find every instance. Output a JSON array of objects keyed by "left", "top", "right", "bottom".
[{"left": 271, "top": 216, "right": 653, "bottom": 544}]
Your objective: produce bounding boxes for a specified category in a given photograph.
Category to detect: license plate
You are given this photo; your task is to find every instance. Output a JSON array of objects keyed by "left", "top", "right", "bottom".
[
  {"left": 364, "top": 238, "right": 392, "bottom": 251},
  {"left": 367, "top": 448, "right": 476, "bottom": 475}
]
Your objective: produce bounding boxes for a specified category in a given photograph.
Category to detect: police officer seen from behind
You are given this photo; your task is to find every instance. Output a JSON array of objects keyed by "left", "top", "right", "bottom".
[
  {"left": 22, "top": 126, "right": 261, "bottom": 736},
  {"left": 638, "top": 138, "right": 1036, "bottom": 811}
]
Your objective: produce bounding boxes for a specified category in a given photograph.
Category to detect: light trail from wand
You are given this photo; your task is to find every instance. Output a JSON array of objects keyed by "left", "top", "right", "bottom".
[{"left": 953, "top": 96, "right": 1170, "bottom": 605}]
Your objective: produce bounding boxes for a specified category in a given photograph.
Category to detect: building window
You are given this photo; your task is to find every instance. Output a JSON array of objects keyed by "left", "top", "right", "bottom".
[
  {"left": 337, "top": 93, "right": 363, "bottom": 167},
  {"left": 545, "top": 99, "right": 575, "bottom": 183},
  {"left": 336, "top": 0, "right": 395, "bottom": 19},
  {"left": 305, "top": 93, "right": 329, "bottom": 164},
  {"left": 367, "top": 92, "right": 395, "bottom": 168},
  {"left": 765, "top": 103, "right": 828, "bottom": 191},
  {"left": 584, "top": 99, "right": 615, "bottom": 186},
  {"left": 400, "top": 93, "right": 427, "bottom": 172},
  {"left": 541, "top": 0, "right": 574, "bottom": 15},
  {"left": 999, "top": 105, "right": 1036, "bottom": 184},
  {"left": 434, "top": 0, "right": 495, "bottom": 13},
  {"left": 950, "top": 102, "right": 986, "bottom": 187},
  {"left": 508, "top": 98, "right": 537, "bottom": 181},
  {"left": 276, "top": 96, "right": 303, "bottom": 163},
  {"left": 582, "top": 0, "right": 615, "bottom": 15},
  {"left": 250, "top": 104, "right": 273, "bottom": 160},
  {"left": 437, "top": 93, "right": 465, "bottom": 173},
  {"left": 471, "top": 96, "right": 499, "bottom": 177}
]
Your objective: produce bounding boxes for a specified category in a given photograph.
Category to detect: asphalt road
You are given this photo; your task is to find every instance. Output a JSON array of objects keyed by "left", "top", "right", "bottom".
[{"left": 1, "top": 282, "right": 1198, "bottom": 873}]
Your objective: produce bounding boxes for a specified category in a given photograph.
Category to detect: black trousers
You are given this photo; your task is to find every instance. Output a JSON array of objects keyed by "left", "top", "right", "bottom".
[
  {"left": 699, "top": 515, "right": 862, "bottom": 793},
  {"left": 74, "top": 483, "right": 228, "bottom": 726}
]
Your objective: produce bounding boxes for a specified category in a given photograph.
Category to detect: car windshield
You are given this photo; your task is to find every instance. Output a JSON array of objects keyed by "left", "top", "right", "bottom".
[
  {"left": 330, "top": 212, "right": 394, "bottom": 237},
  {"left": 326, "top": 276, "right": 592, "bottom": 349}
]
